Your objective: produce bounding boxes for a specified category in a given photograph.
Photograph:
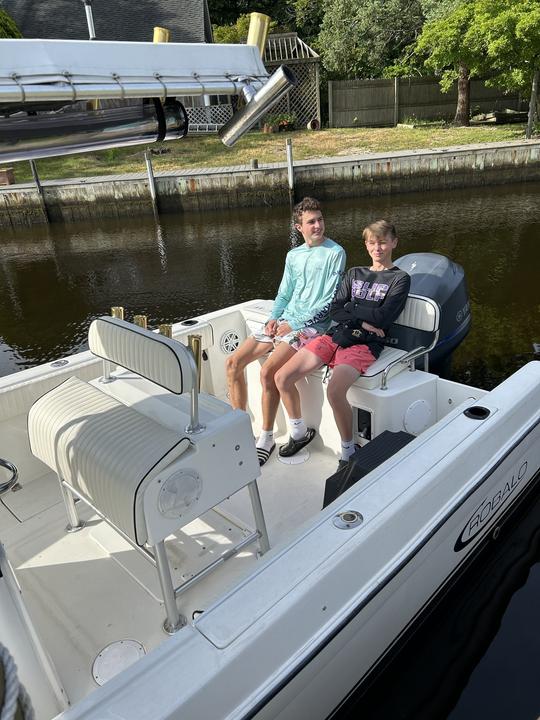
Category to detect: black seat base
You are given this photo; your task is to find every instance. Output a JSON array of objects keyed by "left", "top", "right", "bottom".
[{"left": 323, "top": 431, "right": 415, "bottom": 508}]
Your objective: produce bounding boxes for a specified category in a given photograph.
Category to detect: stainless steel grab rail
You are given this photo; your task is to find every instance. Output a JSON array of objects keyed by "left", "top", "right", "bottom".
[{"left": 380, "top": 331, "right": 439, "bottom": 391}]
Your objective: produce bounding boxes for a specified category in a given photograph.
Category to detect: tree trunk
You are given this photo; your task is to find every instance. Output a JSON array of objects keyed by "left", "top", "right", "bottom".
[
  {"left": 453, "top": 62, "right": 470, "bottom": 126},
  {"left": 526, "top": 68, "right": 539, "bottom": 139}
]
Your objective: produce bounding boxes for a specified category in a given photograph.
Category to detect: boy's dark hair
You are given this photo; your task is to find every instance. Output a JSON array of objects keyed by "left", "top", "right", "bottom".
[
  {"left": 293, "top": 197, "right": 322, "bottom": 224},
  {"left": 362, "top": 219, "right": 398, "bottom": 241}
]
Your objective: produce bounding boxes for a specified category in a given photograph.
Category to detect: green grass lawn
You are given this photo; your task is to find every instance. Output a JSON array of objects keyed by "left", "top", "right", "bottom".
[{"left": 10, "top": 122, "right": 532, "bottom": 184}]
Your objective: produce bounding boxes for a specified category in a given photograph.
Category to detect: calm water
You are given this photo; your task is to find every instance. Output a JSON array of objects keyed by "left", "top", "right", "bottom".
[{"left": 1, "top": 182, "right": 540, "bottom": 717}]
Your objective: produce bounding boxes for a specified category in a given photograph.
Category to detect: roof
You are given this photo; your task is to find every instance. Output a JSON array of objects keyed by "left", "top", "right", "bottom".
[
  {"left": 2, "top": 0, "right": 212, "bottom": 43},
  {"left": 263, "top": 33, "right": 319, "bottom": 65}
]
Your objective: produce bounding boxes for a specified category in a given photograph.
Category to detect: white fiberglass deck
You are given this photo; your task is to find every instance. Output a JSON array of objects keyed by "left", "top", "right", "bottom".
[
  {"left": 1, "top": 433, "right": 338, "bottom": 707},
  {"left": 0, "top": 299, "right": 504, "bottom": 720}
]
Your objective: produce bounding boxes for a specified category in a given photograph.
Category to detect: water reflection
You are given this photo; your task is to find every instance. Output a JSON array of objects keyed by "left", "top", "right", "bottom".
[
  {"left": 154, "top": 221, "right": 168, "bottom": 271},
  {"left": 0, "top": 183, "right": 539, "bottom": 386},
  {"left": 338, "top": 483, "right": 540, "bottom": 720}
]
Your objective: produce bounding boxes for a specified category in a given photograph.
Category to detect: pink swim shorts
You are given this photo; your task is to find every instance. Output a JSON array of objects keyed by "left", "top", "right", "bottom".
[{"left": 305, "top": 334, "right": 376, "bottom": 374}]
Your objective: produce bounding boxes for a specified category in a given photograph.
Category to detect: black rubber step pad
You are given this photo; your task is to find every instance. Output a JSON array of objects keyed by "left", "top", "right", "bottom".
[{"left": 323, "top": 430, "right": 415, "bottom": 508}]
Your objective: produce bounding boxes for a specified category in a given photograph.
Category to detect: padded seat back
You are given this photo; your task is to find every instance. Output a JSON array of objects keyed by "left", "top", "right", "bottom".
[
  {"left": 88, "top": 316, "right": 196, "bottom": 394},
  {"left": 350, "top": 294, "right": 440, "bottom": 390},
  {"left": 385, "top": 294, "right": 440, "bottom": 352}
]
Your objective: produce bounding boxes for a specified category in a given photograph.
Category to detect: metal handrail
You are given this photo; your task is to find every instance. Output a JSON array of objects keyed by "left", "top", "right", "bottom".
[
  {"left": 0, "top": 459, "right": 18, "bottom": 494},
  {"left": 0, "top": 79, "right": 263, "bottom": 105},
  {"left": 380, "top": 332, "right": 439, "bottom": 391}
]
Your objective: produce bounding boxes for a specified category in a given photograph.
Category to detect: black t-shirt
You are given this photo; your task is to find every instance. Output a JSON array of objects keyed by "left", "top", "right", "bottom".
[{"left": 329, "top": 266, "right": 411, "bottom": 357}]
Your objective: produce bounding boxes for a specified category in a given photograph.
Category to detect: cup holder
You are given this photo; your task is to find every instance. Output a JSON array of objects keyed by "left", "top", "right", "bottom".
[
  {"left": 464, "top": 405, "right": 491, "bottom": 420},
  {"left": 181, "top": 319, "right": 199, "bottom": 326}
]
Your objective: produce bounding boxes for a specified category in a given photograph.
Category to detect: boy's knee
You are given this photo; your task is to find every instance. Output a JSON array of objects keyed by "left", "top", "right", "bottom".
[
  {"left": 274, "top": 368, "right": 286, "bottom": 392},
  {"left": 260, "top": 362, "right": 277, "bottom": 389},
  {"left": 327, "top": 382, "right": 345, "bottom": 407},
  {"left": 226, "top": 353, "right": 243, "bottom": 376}
]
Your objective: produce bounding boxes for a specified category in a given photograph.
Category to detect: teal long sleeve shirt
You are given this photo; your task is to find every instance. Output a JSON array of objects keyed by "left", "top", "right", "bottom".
[{"left": 270, "top": 238, "right": 346, "bottom": 333}]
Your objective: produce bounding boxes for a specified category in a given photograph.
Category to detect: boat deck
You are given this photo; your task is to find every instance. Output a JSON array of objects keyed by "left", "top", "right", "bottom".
[{"left": 1, "top": 434, "right": 339, "bottom": 706}]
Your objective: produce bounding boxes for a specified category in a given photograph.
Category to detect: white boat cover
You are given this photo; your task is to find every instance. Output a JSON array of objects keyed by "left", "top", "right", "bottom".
[{"left": 0, "top": 39, "right": 268, "bottom": 85}]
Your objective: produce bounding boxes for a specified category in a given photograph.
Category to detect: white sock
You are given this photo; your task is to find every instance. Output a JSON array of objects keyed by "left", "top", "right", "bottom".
[
  {"left": 341, "top": 439, "right": 355, "bottom": 461},
  {"left": 290, "top": 418, "right": 307, "bottom": 440},
  {"left": 256, "top": 429, "right": 274, "bottom": 451}
]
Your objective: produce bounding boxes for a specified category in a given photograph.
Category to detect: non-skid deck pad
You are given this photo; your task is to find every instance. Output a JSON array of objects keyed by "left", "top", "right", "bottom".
[{"left": 323, "top": 431, "right": 415, "bottom": 508}]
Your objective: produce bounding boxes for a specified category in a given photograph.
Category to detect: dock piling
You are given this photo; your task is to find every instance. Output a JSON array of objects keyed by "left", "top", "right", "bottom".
[
  {"left": 286, "top": 138, "right": 295, "bottom": 207},
  {"left": 29, "top": 160, "right": 50, "bottom": 223}
]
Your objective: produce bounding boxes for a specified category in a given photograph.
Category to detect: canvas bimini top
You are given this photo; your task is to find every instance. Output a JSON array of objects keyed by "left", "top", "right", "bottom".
[{"left": 0, "top": 39, "right": 269, "bottom": 102}]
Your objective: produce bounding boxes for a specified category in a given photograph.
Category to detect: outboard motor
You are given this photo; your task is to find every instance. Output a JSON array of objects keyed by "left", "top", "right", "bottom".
[{"left": 394, "top": 253, "right": 471, "bottom": 376}]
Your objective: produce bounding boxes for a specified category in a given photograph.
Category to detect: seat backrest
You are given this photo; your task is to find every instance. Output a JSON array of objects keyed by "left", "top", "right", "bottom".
[
  {"left": 88, "top": 316, "right": 196, "bottom": 395},
  {"left": 384, "top": 294, "right": 440, "bottom": 352}
]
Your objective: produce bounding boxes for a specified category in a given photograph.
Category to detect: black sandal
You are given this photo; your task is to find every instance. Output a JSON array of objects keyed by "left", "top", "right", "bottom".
[{"left": 278, "top": 428, "right": 316, "bottom": 457}]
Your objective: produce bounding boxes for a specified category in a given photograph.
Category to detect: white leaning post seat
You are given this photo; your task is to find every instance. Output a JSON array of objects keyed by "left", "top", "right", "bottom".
[
  {"left": 28, "top": 316, "right": 267, "bottom": 634},
  {"left": 353, "top": 294, "right": 440, "bottom": 391}
]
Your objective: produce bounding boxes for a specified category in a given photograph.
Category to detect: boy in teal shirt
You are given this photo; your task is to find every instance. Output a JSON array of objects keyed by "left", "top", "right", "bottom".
[{"left": 226, "top": 197, "right": 345, "bottom": 465}]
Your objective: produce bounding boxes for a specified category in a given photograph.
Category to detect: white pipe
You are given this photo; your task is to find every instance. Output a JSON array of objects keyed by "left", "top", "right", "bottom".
[{"left": 83, "top": 1, "right": 96, "bottom": 40}]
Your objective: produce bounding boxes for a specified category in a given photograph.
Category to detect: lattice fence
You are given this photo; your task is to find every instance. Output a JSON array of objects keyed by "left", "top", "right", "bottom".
[
  {"left": 185, "top": 104, "right": 233, "bottom": 133},
  {"left": 265, "top": 62, "right": 319, "bottom": 127},
  {"left": 264, "top": 33, "right": 321, "bottom": 129}
]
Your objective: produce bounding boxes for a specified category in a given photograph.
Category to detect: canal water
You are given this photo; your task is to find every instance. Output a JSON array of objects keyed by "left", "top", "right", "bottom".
[{"left": 1, "top": 181, "right": 539, "bottom": 717}]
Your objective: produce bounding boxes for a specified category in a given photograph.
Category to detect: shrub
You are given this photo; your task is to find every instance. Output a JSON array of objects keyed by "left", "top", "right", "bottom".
[
  {"left": 0, "top": 9, "right": 22, "bottom": 38},
  {"left": 263, "top": 112, "right": 297, "bottom": 131}
]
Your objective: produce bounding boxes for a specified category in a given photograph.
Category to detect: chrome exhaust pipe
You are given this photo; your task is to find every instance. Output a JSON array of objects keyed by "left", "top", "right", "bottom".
[
  {"left": 219, "top": 65, "right": 297, "bottom": 147},
  {"left": 0, "top": 99, "right": 187, "bottom": 163}
]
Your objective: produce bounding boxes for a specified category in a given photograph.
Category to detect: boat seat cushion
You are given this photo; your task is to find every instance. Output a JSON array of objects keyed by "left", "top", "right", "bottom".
[
  {"left": 28, "top": 376, "right": 189, "bottom": 544},
  {"left": 350, "top": 347, "right": 408, "bottom": 390},
  {"left": 88, "top": 316, "right": 194, "bottom": 395}
]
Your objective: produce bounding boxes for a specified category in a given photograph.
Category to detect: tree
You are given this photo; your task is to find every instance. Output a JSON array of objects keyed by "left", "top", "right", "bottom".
[
  {"left": 208, "top": 0, "right": 291, "bottom": 30},
  {"left": 413, "top": 2, "right": 481, "bottom": 126},
  {"left": 213, "top": 14, "right": 254, "bottom": 44},
  {"left": 0, "top": 8, "right": 22, "bottom": 38},
  {"left": 287, "top": 0, "right": 325, "bottom": 44},
  {"left": 471, "top": 0, "right": 540, "bottom": 138},
  {"left": 396, "top": 0, "right": 540, "bottom": 130},
  {"left": 209, "top": 0, "right": 325, "bottom": 49},
  {"left": 212, "top": 13, "right": 279, "bottom": 44},
  {"left": 420, "top": 0, "right": 461, "bottom": 21},
  {"left": 208, "top": 1, "right": 249, "bottom": 26},
  {"left": 318, "top": 0, "right": 424, "bottom": 79}
]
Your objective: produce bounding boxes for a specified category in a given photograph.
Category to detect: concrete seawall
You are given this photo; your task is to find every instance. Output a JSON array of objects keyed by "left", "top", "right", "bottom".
[{"left": 2, "top": 139, "right": 540, "bottom": 228}]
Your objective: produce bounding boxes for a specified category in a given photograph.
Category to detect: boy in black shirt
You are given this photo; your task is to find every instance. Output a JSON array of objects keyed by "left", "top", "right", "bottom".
[{"left": 275, "top": 220, "right": 410, "bottom": 466}]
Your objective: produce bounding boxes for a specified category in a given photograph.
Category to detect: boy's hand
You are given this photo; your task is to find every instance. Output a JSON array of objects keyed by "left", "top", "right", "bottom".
[
  {"left": 362, "top": 321, "right": 385, "bottom": 337},
  {"left": 265, "top": 319, "right": 278, "bottom": 337},
  {"left": 275, "top": 321, "right": 293, "bottom": 336}
]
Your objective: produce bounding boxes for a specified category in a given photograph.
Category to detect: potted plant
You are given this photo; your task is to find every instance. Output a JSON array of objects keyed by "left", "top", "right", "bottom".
[{"left": 263, "top": 112, "right": 297, "bottom": 133}]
